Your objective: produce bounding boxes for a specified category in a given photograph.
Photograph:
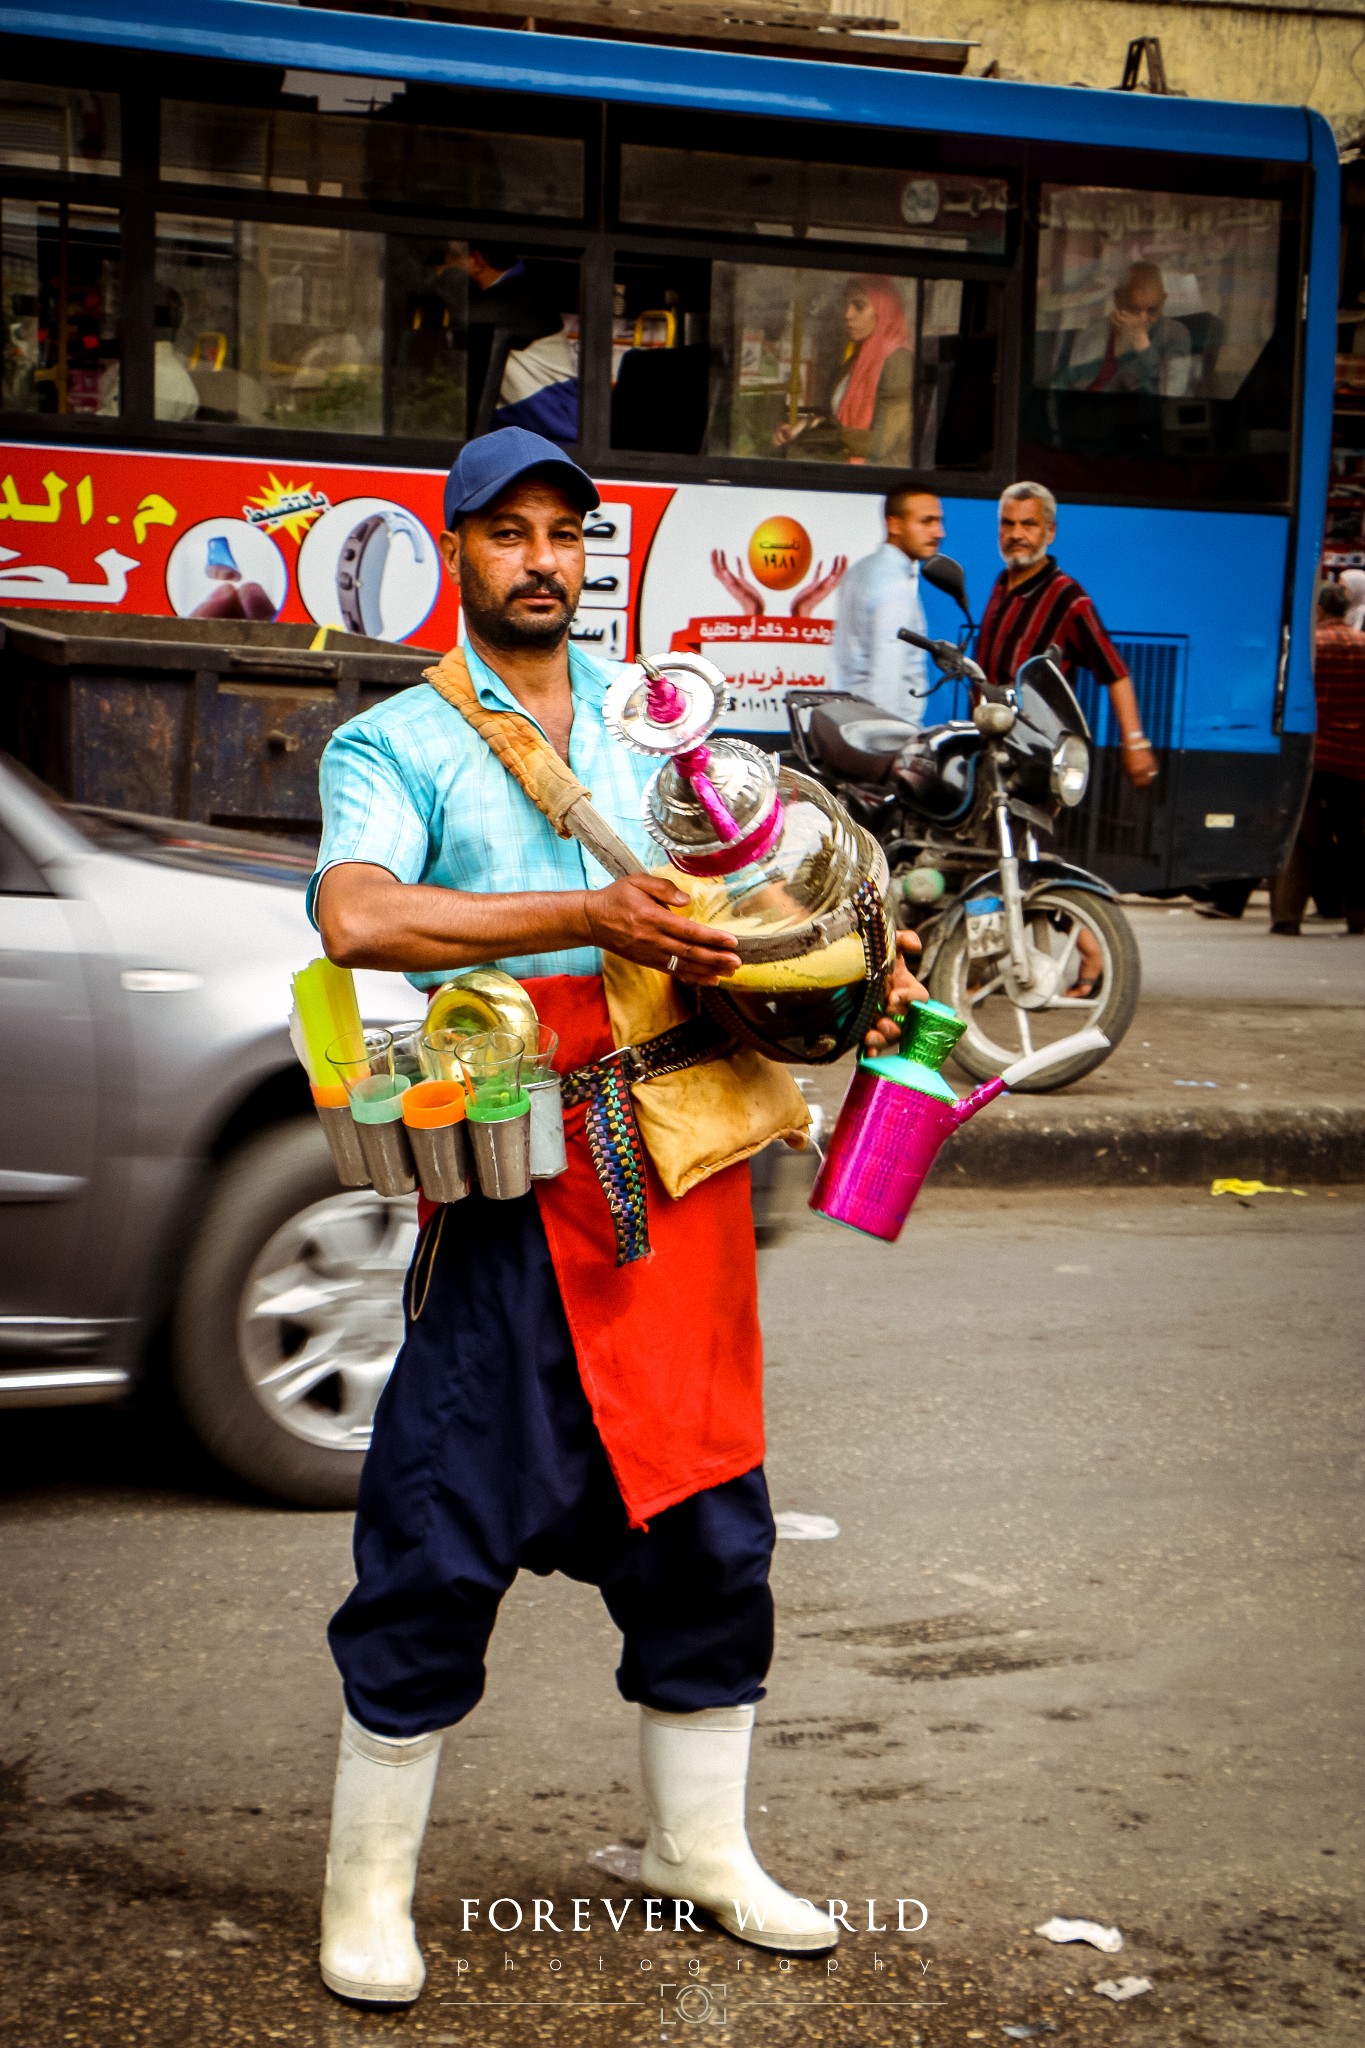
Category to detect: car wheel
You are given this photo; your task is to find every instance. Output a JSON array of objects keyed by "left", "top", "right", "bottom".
[{"left": 171, "top": 1119, "right": 417, "bottom": 1508}]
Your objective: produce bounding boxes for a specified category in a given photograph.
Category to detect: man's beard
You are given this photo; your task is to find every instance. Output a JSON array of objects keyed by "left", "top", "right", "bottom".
[
  {"left": 457, "top": 549, "right": 576, "bottom": 651},
  {"left": 1002, "top": 542, "right": 1049, "bottom": 572}
]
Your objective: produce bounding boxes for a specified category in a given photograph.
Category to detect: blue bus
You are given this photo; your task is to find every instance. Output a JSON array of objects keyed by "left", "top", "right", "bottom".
[{"left": 0, "top": 0, "right": 1337, "bottom": 895}]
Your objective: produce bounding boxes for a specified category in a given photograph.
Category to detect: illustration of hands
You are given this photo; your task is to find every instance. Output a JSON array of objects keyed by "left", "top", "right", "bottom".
[
  {"left": 792, "top": 555, "right": 849, "bottom": 617},
  {"left": 709, "top": 548, "right": 765, "bottom": 617}
]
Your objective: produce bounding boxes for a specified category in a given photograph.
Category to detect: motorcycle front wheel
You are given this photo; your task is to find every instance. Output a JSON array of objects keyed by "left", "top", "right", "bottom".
[{"left": 927, "top": 885, "right": 1140, "bottom": 1091}]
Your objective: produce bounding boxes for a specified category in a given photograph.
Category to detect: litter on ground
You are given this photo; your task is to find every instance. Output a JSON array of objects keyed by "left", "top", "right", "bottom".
[
  {"left": 587, "top": 1842, "right": 643, "bottom": 1883},
  {"left": 1210, "top": 1178, "right": 1307, "bottom": 1198},
  {"left": 207, "top": 1918, "right": 258, "bottom": 1944},
  {"left": 774, "top": 1511, "right": 841, "bottom": 1540},
  {"left": 1095, "top": 1977, "right": 1154, "bottom": 2002},
  {"left": 1034, "top": 1917, "right": 1123, "bottom": 1954}
]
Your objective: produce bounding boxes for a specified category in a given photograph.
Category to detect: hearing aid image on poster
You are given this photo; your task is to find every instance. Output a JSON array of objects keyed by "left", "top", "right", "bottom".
[
  {"left": 165, "top": 517, "right": 287, "bottom": 622},
  {"left": 297, "top": 496, "right": 441, "bottom": 641}
]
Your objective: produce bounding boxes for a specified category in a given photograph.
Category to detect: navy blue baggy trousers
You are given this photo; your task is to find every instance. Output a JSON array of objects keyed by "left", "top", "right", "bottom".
[{"left": 328, "top": 1191, "right": 777, "bottom": 1738}]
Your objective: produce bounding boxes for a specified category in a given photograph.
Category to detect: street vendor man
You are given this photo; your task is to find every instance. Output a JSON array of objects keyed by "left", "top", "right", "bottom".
[{"left": 308, "top": 425, "right": 924, "bottom": 2006}]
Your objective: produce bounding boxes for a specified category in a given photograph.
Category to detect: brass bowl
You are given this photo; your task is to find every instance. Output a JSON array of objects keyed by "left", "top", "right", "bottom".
[{"left": 424, "top": 968, "right": 540, "bottom": 1051}]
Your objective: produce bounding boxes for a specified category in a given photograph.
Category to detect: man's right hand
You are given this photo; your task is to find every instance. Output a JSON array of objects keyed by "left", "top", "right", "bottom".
[{"left": 583, "top": 875, "right": 741, "bottom": 985}]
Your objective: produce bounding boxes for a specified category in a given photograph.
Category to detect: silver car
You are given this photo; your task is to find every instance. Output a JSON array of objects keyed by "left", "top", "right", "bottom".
[
  {"left": 0, "top": 756, "right": 818, "bottom": 1507},
  {"left": 0, "top": 753, "right": 424, "bottom": 1507}
]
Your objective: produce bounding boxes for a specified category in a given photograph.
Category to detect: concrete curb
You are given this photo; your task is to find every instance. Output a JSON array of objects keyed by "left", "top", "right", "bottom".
[{"left": 941, "top": 1104, "right": 1365, "bottom": 1187}]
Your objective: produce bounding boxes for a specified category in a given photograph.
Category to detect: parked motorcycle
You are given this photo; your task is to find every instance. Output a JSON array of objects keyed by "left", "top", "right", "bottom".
[{"left": 785, "top": 554, "right": 1139, "bottom": 1091}]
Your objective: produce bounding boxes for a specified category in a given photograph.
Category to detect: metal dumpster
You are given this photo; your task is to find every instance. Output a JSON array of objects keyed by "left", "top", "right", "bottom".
[{"left": 0, "top": 611, "right": 436, "bottom": 840}]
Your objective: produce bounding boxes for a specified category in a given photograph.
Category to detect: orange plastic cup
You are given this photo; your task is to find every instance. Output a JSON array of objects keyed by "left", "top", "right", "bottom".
[
  {"left": 311, "top": 1082, "right": 349, "bottom": 1110},
  {"left": 402, "top": 1080, "right": 467, "bottom": 1128}
]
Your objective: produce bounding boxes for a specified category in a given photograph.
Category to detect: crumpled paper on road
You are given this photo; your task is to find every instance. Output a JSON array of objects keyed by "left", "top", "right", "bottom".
[
  {"left": 774, "top": 1511, "right": 840, "bottom": 1540},
  {"left": 1095, "top": 1977, "right": 1154, "bottom": 2002},
  {"left": 1034, "top": 1916, "right": 1123, "bottom": 1954},
  {"left": 1210, "top": 1179, "right": 1306, "bottom": 1198}
]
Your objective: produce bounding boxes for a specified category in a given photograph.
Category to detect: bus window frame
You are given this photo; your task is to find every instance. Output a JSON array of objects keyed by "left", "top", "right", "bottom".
[
  {"left": 1016, "top": 140, "right": 1308, "bottom": 516},
  {"left": 605, "top": 100, "right": 1024, "bottom": 267},
  {"left": 0, "top": 38, "right": 1310, "bottom": 520},
  {"left": 145, "top": 48, "right": 602, "bottom": 230},
  {"left": 598, "top": 232, "right": 1012, "bottom": 491}
]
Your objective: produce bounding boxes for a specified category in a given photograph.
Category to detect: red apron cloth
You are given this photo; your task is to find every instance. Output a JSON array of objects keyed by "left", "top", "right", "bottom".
[{"left": 419, "top": 974, "right": 764, "bottom": 1528}]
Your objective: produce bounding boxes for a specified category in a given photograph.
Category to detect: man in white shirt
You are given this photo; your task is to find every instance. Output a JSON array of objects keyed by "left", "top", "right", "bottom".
[{"left": 832, "top": 486, "right": 945, "bottom": 720}]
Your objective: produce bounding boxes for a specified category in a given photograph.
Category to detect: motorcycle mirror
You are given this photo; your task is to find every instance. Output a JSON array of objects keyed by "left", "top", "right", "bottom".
[{"left": 920, "top": 554, "right": 971, "bottom": 617}]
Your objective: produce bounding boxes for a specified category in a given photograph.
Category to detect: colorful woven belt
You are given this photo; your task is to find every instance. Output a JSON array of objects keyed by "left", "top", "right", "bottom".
[{"left": 560, "top": 1012, "right": 732, "bottom": 1267}]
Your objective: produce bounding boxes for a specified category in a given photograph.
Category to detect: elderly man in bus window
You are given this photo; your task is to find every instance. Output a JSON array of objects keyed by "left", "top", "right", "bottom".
[{"left": 1060, "top": 261, "right": 1192, "bottom": 400}]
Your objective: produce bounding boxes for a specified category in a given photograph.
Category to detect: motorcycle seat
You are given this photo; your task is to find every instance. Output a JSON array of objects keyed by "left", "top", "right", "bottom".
[{"left": 808, "top": 697, "right": 920, "bottom": 785}]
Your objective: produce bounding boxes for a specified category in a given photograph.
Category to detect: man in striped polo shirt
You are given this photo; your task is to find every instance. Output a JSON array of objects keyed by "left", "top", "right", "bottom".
[{"left": 975, "top": 482, "right": 1158, "bottom": 793}]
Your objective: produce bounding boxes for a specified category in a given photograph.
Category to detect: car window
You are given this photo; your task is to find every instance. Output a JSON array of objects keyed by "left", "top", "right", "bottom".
[{"left": 0, "top": 819, "right": 51, "bottom": 894}]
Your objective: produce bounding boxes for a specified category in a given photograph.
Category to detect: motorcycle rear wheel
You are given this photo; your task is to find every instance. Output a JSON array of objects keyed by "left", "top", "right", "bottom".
[{"left": 927, "top": 885, "right": 1140, "bottom": 1091}]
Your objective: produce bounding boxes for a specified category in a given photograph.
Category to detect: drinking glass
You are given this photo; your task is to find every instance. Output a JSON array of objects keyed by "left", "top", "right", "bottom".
[{"left": 456, "top": 1029, "right": 527, "bottom": 1119}]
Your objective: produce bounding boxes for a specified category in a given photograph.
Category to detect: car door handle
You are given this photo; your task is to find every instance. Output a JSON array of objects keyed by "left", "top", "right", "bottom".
[{"left": 0, "top": 1168, "right": 87, "bottom": 1202}]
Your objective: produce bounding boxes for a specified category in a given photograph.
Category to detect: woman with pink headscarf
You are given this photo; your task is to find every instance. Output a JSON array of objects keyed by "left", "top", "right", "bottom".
[{"left": 773, "top": 274, "right": 914, "bottom": 466}]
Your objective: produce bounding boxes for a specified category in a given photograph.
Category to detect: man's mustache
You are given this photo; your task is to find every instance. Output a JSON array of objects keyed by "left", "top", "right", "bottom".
[{"left": 506, "top": 574, "right": 571, "bottom": 606}]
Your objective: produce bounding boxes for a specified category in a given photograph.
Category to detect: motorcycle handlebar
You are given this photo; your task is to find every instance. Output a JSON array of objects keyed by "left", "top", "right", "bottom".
[{"left": 896, "top": 626, "right": 989, "bottom": 689}]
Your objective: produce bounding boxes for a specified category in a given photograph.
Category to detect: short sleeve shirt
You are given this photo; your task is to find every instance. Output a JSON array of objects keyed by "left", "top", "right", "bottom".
[
  {"left": 307, "top": 642, "right": 658, "bottom": 989},
  {"left": 976, "top": 557, "right": 1127, "bottom": 693}
]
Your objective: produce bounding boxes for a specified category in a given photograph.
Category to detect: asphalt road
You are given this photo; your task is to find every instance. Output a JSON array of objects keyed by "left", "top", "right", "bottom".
[{"left": 1, "top": 1187, "right": 1361, "bottom": 2048}]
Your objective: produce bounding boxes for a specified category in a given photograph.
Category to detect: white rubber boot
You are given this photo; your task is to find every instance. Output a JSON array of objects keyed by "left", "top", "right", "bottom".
[
  {"left": 319, "top": 1711, "right": 444, "bottom": 2004},
  {"left": 638, "top": 1704, "right": 837, "bottom": 1952}
]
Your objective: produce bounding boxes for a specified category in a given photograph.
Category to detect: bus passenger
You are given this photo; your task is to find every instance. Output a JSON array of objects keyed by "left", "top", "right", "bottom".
[
  {"left": 443, "top": 239, "right": 578, "bottom": 442},
  {"left": 1059, "top": 261, "right": 1192, "bottom": 399},
  {"left": 832, "top": 485, "right": 944, "bottom": 718},
  {"left": 774, "top": 274, "right": 913, "bottom": 466}
]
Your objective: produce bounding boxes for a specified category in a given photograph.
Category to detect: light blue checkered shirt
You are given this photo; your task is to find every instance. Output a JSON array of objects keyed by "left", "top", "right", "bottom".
[{"left": 307, "top": 642, "right": 657, "bottom": 989}]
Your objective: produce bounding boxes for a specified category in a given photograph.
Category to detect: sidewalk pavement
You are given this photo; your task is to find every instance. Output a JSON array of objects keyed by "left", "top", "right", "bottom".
[{"left": 797, "top": 898, "right": 1365, "bottom": 1188}]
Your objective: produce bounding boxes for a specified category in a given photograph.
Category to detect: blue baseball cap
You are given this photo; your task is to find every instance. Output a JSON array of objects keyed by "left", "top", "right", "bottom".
[{"left": 442, "top": 427, "right": 599, "bottom": 529}]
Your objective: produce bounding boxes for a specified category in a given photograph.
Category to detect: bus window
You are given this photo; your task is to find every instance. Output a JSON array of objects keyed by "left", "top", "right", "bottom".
[
  {"left": 160, "top": 88, "right": 583, "bottom": 218},
  {"left": 610, "top": 258, "right": 711, "bottom": 455},
  {"left": 155, "top": 215, "right": 384, "bottom": 433},
  {"left": 1, "top": 201, "right": 120, "bottom": 415},
  {"left": 389, "top": 239, "right": 580, "bottom": 444},
  {"left": 1023, "top": 182, "right": 1291, "bottom": 500},
  {"left": 0, "top": 83, "right": 120, "bottom": 177},
  {"left": 619, "top": 145, "right": 1008, "bottom": 256},
  {"left": 703, "top": 262, "right": 999, "bottom": 472}
]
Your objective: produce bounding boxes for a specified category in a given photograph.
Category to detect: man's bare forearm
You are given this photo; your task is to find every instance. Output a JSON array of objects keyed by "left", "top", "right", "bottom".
[
  {"left": 1107, "top": 673, "right": 1143, "bottom": 740},
  {"left": 317, "top": 863, "right": 591, "bottom": 972}
]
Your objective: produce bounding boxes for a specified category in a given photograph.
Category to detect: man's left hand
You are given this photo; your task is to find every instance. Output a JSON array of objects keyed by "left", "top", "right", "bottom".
[
  {"left": 1123, "top": 743, "right": 1159, "bottom": 788},
  {"left": 862, "top": 930, "right": 929, "bottom": 1056}
]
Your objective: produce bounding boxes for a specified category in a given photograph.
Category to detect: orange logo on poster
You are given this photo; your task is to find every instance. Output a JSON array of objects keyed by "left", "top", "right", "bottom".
[
  {"left": 747, "top": 516, "right": 812, "bottom": 592},
  {"left": 244, "top": 473, "right": 330, "bottom": 543}
]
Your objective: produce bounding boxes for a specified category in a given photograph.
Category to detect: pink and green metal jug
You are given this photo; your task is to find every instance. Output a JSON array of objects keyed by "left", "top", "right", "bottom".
[{"left": 810, "top": 1000, "right": 1107, "bottom": 1243}]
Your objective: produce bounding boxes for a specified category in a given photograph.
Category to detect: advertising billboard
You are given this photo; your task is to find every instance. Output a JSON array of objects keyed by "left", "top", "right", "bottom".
[{"left": 0, "top": 443, "right": 886, "bottom": 733}]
